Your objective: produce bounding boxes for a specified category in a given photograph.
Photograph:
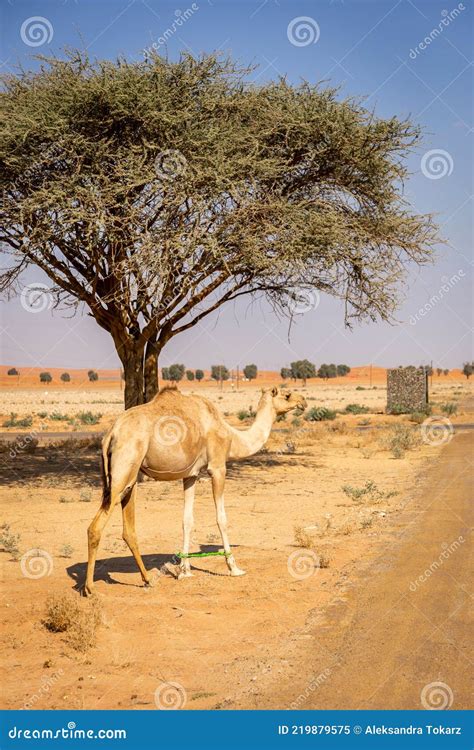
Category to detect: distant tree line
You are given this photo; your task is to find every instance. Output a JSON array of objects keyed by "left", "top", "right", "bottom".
[
  {"left": 160, "top": 364, "right": 258, "bottom": 383},
  {"left": 280, "top": 360, "right": 351, "bottom": 385}
]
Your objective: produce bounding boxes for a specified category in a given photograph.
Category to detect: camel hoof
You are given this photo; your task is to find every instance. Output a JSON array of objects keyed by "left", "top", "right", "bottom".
[
  {"left": 178, "top": 570, "right": 194, "bottom": 580},
  {"left": 230, "top": 568, "right": 246, "bottom": 577},
  {"left": 82, "top": 584, "right": 95, "bottom": 597}
]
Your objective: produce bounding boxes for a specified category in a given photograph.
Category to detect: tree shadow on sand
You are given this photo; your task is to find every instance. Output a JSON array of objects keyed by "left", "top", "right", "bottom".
[{"left": 0, "top": 443, "right": 102, "bottom": 488}]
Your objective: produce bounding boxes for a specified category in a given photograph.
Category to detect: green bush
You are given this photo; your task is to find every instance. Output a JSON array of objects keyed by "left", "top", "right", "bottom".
[
  {"left": 342, "top": 481, "right": 397, "bottom": 504},
  {"left": 77, "top": 411, "right": 102, "bottom": 425},
  {"left": 2, "top": 413, "right": 33, "bottom": 428},
  {"left": 237, "top": 408, "right": 256, "bottom": 421},
  {"left": 49, "top": 412, "right": 70, "bottom": 421},
  {"left": 385, "top": 425, "right": 419, "bottom": 459},
  {"left": 304, "top": 406, "right": 337, "bottom": 422},
  {"left": 441, "top": 402, "right": 457, "bottom": 416},
  {"left": 409, "top": 411, "right": 425, "bottom": 424},
  {"left": 345, "top": 403, "right": 370, "bottom": 414}
]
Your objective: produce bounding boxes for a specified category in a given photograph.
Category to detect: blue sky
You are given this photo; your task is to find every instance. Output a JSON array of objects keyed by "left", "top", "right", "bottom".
[{"left": 1, "top": 0, "right": 472, "bottom": 372}]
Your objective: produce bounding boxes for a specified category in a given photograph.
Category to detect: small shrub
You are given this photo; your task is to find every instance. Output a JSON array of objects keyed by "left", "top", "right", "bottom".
[
  {"left": 304, "top": 406, "right": 336, "bottom": 422},
  {"left": 2, "top": 413, "right": 33, "bottom": 428},
  {"left": 361, "top": 518, "right": 373, "bottom": 529},
  {"left": 77, "top": 411, "right": 102, "bottom": 425},
  {"left": 0, "top": 523, "right": 21, "bottom": 559},
  {"left": 344, "top": 403, "right": 370, "bottom": 415},
  {"left": 409, "top": 411, "right": 426, "bottom": 424},
  {"left": 79, "top": 488, "right": 92, "bottom": 503},
  {"left": 441, "top": 402, "right": 457, "bottom": 416},
  {"left": 49, "top": 412, "right": 69, "bottom": 421},
  {"left": 318, "top": 554, "right": 330, "bottom": 568},
  {"left": 292, "top": 417, "right": 301, "bottom": 427},
  {"left": 237, "top": 407, "right": 256, "bottom": 421},
  {"left": 385, "top": 425, "right": 419, "bottom": 459},
  {"left": 293, "top": 525, "right": 314, "bottom": 548},
  {"left": 60, "top": 543, "right": 74, "bottom": 558},
  {"left": 341, "top": 480, "right": 396, "bottom": 504},
  {"left": 356, "top": 386, "right": 365, "bottom": 391},
  {"left": 43, "top": 594, "right": 102, "bottom": 652},
  {"left": 276, "top": 413, "right": 287, "bottom": 422},
  {"left": 59, "top": 495, "right": 74, "bottom": 504},
  {"left": 37, "top": 411, "right": 48, "bottom": 419}
]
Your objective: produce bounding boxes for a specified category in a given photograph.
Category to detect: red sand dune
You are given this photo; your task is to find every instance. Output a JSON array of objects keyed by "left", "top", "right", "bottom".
[{"left": 0, "top": 364, "right": 464, "bottom": 390}]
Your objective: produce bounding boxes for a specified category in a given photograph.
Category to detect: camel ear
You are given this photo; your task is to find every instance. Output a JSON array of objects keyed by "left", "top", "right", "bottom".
[{"left": 271, "top": 387, "right": 278, "bottom": 397}]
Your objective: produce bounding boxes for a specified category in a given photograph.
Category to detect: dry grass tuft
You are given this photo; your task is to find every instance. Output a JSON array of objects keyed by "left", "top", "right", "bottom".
[
  {"left": 43, "top": 594, "right": 102, "bottom": 652},
  {"left": 293, "top": 525, "right": 314, "bottom": 548},
  {"left": 383, "top": 425, "right": 420, "bottom": 459}
]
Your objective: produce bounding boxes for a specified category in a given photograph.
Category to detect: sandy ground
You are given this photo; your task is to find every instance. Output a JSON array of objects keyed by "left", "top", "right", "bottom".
[{"left": 0, "top": 381, "right": 472, "bottom": 711}]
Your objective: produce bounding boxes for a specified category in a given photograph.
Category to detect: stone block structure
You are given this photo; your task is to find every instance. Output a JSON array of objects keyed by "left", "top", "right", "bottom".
[{"left": 387, "top": 367, "right": 429, "bottom": 413}]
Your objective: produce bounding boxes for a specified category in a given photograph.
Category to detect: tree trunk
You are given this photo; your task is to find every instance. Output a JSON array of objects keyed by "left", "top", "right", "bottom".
[
  {"left": 144, "top": 339, "right": 160, "bottom": 403},
  {"left": 121, "top": 347, "right": 145, "bottom": 410}
]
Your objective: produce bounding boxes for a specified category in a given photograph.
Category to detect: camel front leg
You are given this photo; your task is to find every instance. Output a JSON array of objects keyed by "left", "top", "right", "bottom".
[
  {"left": 209, "top": 466, "right": 246, "bottom": 577},
  {"left": 178, "top": 476, "right": 197, "bottom": 579}
]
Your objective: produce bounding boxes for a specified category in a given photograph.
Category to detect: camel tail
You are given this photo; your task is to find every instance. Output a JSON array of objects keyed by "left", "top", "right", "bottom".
[{"left": 100, "top": 432, "right": 113, "bottom": 509}]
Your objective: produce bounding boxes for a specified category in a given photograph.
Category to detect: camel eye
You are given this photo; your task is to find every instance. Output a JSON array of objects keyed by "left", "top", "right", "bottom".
[{"left": 285, "top": 392, "right": 291, "bottom": 400}]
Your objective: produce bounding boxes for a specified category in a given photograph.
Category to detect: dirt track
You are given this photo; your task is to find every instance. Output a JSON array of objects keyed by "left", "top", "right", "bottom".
[{"left": 232, "top": 405, "right": 473, "bottom": 710}]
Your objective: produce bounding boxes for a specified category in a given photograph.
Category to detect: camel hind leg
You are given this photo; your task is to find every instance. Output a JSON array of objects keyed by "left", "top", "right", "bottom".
[
  {"left": 84, "top": 454, "right": 142, "bottom": 596},
  {"left": 121, "top": 483, "right": 152, "bottom": 587}
]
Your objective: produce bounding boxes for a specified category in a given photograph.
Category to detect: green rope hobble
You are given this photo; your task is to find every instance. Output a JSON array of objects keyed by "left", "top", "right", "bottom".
[{"left": 175, "top": 550, "right": 232, "bottom": 559}]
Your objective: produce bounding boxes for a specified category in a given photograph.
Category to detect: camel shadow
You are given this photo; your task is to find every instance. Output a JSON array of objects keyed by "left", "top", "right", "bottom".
[{"left": 67, "top": 544, "right": 242, "bottom": 590}]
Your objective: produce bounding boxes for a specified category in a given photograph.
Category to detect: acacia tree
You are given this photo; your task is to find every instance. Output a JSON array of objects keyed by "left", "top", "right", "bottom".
[
  {"left": 1, "top": 52, "right": 437, "bottom": 408},
  {"left": 243, "top": 364, "right": 258, "bottom": 380},
  {"left": 291, "top": 359, "right": 316, "bottom": 386}
]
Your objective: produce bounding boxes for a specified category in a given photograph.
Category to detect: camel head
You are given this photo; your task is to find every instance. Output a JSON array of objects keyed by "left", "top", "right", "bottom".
[{"left": 268, "top": 387, "right": 307, "bottom": 415}]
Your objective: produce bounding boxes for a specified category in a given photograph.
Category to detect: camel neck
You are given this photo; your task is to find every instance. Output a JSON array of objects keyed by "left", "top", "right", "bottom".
[{"left": 228, "top": 397, "right": 276, "bottom": 459}]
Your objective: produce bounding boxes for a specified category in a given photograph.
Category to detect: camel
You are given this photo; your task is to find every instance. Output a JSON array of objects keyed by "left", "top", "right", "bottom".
[{"left": 84, "top": 385, "right": 307, "bottom": 595}]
